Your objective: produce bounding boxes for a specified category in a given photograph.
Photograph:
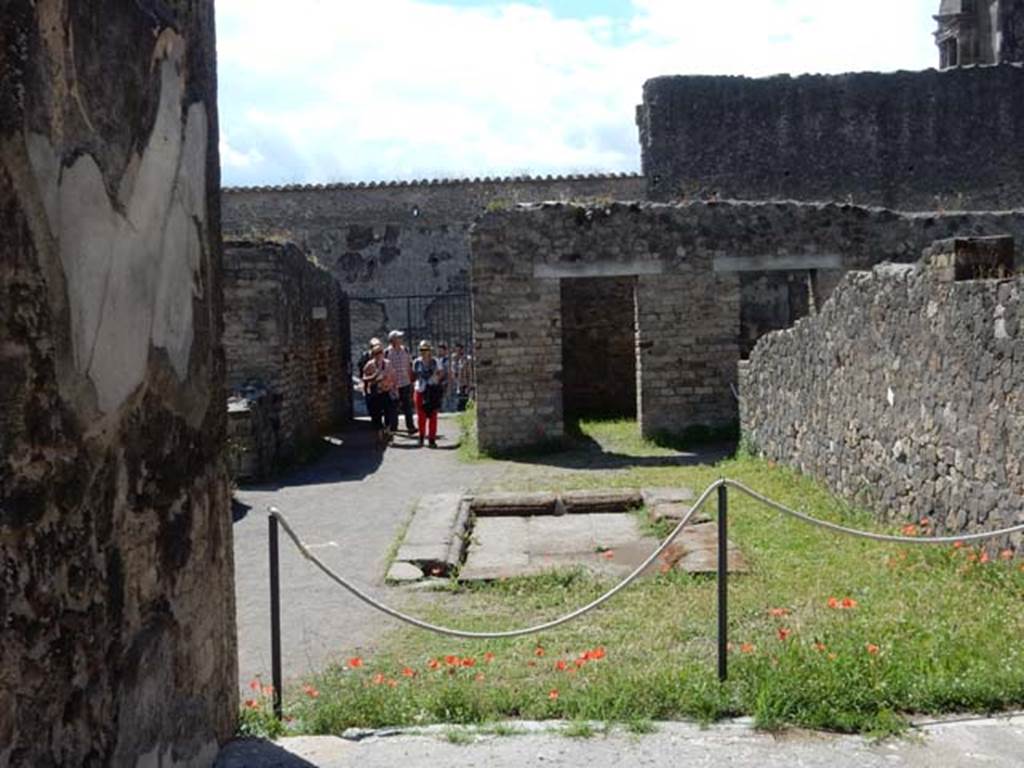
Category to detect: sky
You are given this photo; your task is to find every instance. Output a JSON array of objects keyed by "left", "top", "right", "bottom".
[{"left": 215, "top": 0, "right": 940, "bottom": 187}]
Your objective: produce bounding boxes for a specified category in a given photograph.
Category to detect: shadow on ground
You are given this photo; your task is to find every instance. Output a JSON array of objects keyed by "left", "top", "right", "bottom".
[{"left": 499, "top": 428, "right": 736, "bottom": 471}]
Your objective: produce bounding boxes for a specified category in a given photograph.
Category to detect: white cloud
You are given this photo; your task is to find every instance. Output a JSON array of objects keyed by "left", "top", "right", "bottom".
[{"left": 215, "top": 0, "right": 939, "bottom": 185}]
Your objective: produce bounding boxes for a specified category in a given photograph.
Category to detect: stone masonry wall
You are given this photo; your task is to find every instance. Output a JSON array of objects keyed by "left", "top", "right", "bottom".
[
  {"left": 223, "top": 174, "right": 645, "bottom": 362},
  {"left": 639, "top": 65, "right": 1024, "bottom": 210},
  {"left": 561, "top": 277, "right": 637, "bottom": 418},
  {"left": 471, "top": 200, "right": 1024, "bottom": 454},
  {"left": 741, "top": 245, "right": 1022, "bottom": 546},
  {"left": 0, "top": 2, "right": 236, "bottom": 765},
  {"left": 223, "top": 240, "right": 350, "bottom": 467}
]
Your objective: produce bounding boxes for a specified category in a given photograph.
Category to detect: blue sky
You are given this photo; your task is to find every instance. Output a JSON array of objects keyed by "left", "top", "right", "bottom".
[{"left": 216, "top": 1, "right": 940, "bottom": 187}]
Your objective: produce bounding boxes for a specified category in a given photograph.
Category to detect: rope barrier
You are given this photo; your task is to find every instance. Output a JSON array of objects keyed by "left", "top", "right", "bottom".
[{"left": 269, "top": 479, "right": 1024, "bottom": 640}]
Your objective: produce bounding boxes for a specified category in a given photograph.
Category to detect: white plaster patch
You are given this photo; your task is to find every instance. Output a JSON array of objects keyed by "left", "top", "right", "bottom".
[{"left": 27, "top": 30, "right": 208, "bottom": 413}]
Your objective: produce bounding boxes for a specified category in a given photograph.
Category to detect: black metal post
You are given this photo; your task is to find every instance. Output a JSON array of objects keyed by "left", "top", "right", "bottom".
[
  {"left": 717, "top": 484, "right": 729, "bottom": 682},
  {"left": 269, "top": 512, "right": 283, "bottom": 720}
]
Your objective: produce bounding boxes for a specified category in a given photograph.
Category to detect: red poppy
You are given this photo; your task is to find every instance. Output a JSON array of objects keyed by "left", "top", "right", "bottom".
[
  {"left": 483, "top": 652, "right": 495, "bottom": 663},
  {"left": 813, "top": 642, "right": 827, "bottom": 653},
  {"left": 865, "top": 643, "right": 880, "bottom": 656},
  {"left": 901, "top": 524, "right": 918, "bottom": 536},
  {"left": 768, "top": 607, "right": 790, "bottom": 618},
  {"left": 427, "top": 659, "right": 441, "bottom": 670},
  {"left": 777, "top": 628, "right": 792, "bottom": 641},
  {"left": 980, "top": 551, "right": 991, "bottom": 564},
  {"left": 262, "top": 684, "right": 274, "bottom": 697},
  {"left": 527, "top": 660, "right": 537, "bottom": 668},
  {"left": 461, "top": 657, "right": 476, "bottom": 668},
  {"left": 372, "top": 673, "right": 386, "bottom": 685},
  {"left": 827, "top": 596, "right": 840, "bottom": 609},
  {"left": 303, "top": 684, "right": 320, "bottom": 698},
  {"left": 841, "top": 597, "right": 857, "bottom": 609},
  {"left": 244, "top": 698, "right": 260, "bottom": 710},
  {"left": 574, "top": 658, "right": 586, "bottom": 668},
  {"left": 953, "top": 541, "right": 964, "bottom": 549},
  {"left": 587, "top": 647, "right": 606, "bottom": 661},
  {"left": 248, "top": 679, "right": 261, "bottom": 692},
  {"left": 555, "top": 660, "right": 568, "bottom": 671},
  {"left": 534, "top": 646, "right": 545, "bottom": 657},
  {"left": 445, "top": 655, "right": 459, "bottom": 666},
  {"left": 548, "top": 689, "right": 559, "bottom": 700},
  {"left": 401, "top": 667, "right": 416, "bottom": 678},
  {"left": 348, "top": 657, "right": 364, "bottom": 669},
  {"left": 740, "top": 643, "right": 755, "bottom": 654}
]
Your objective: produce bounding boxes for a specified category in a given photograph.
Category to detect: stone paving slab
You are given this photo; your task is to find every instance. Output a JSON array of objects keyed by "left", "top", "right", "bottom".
[
  {"left": 459, "top": 512, "right": 738, "bottom": 582},
  {"left": 393, "top": 493, "right": 465, "bottom": 574},
  {"left": 215, "top": 715, "right": 1024, "bottom": 768},
  {"left": 642, "top": 487, "right": 696, "bottom": 506}
]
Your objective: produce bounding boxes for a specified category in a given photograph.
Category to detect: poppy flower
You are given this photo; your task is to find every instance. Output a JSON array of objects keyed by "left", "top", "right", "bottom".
[
  {"left": 740, "top": 643, "right": 755, "bottom": 654},
  {"left": 244, "top": 698, "right": 260, "bottom": 710},
  {"left": 248, "top": 679, "right": 261, "bottom": 692},
  {"left": 372, "top": 673, "right": 386, "bottom": 685},
  {"left": 262, "top": 684, "right": 274, "bottom": 696},
  {"left": 534, "top": 646, "right": 546, "bottom": 657},
  {"left": 483, "top": 652, "right": 495, "bottom": 663},
  {"left": 999, "top": 549, "right": 1013, "bottom": 561},
  {"left": 461, "top": 657, "right": 476, "bottom": 668},
  {"left": 445, "top": 655, "right": 460, "bottom": 666},
  {"left": 555, "top": 660, "right": 568, "bottom": 671},
  {"left": 401, "top": 667, "right": 416, "bottom": 678},
  {"left": 768, "top": 607, "right": 790, "bottom": 618},
  {"left": 919, "top": 517, "right": 931, "bottom": 527},
  {"left": 303, "top": 684, "right": 320, "bottom": 698},
  {"left": 841, "top": 598, "right": 857, "bottom": 609},
  {"left": 901, "top": 524, "right": 918, "bottom": 536},
  {"left": 527, "top": 660, "right": 537, "bottom": 668},
  {"left": 980, "top": 551, "right": 991, "bottom": 564},
  {"left": 587, "top": 647, "right": 606, "bottom": 661},
  {"left": 427, "top": 659, "right": 441, "bottom": 670},
  {"left": 548, "top": 689, "right": 559, "bottom": 700},
  {"left": 574, "top": 658, "right": 586, "bottom": 668},
  {"left": 777, "top": 628, "right": 792, "bottom": 641},
  {"left": 827, "top": 596, "right": 840, "bottom": 609},
  {"left": 348, "top": 657, "right": 364, "bottom": 669},
  {"left": 865, "top": 643, "right": 880, "bottom": 656},
  {"left": 813, "top": 642, "right": 827, "bottom": 652},
  {"left": 953, "top": 541, "right": 964, "bottom": 549}
]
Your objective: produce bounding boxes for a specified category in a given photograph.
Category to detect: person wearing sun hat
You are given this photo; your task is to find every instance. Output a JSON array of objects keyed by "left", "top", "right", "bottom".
[
  {"left": 361, "top": 338, "right": 396, "bottom": 447},
  {"left": 412, "top": 339, "right": 444, "bottom": 447},
  {"left": 385, "top": 329, "right": 415, "bottom": 435}
]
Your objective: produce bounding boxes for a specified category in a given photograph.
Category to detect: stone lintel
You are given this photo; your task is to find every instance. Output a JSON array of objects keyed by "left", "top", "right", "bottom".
[
  {"left": 535, "top": 261, "right": 663, "bottom": 279},
  {"left": 713, "top": 254, "right": 843, "bottom": 273}
]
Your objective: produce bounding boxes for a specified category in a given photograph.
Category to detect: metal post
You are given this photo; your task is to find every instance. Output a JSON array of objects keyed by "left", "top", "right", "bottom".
[
  {"left": 717, "top": 483, "right": 729, "bottom": 682},
  {"left": 269, "top": 511, "right": 283, "bottom": 720}
]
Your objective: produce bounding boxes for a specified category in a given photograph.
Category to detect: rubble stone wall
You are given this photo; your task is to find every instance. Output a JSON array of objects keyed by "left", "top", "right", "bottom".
[
  {"left": 223, "top": 240, "right": 350, "bottom": 467},
  {"left": 741, "top": 248, "right": 1023, "bottom": 546},
  {"left": 0, "top": 2, "right": 236, "bottom": 765},
  {"left": 471, "top": 200, "right": 1024, "bottom": 454},
  {"left": 639, "top": 65, "right": 1024, "bottom": 211},
  {"left": 223, "top": 174, "right": 645, "bottom": 361}
]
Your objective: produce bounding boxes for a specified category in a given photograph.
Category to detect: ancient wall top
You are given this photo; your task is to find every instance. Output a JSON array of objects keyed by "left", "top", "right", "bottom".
[{"left": 223, "top": 172, "right": 642, "bottom": 194}]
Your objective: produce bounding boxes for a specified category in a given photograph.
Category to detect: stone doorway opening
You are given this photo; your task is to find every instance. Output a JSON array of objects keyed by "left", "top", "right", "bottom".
[{"left": 560, "top": 276, "right": 638, "bottom": 421}]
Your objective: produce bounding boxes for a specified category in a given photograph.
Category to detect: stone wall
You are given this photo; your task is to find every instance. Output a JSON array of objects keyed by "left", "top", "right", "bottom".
[
  {"left": 471, "top": 200, "right": 1024, "bottom": 453},
  {"left": 639, "top": 64, "right": 1024, "bottom": 210},
  {"left": 0, "top": 2, "right": 236, "bottom": 765},
  {"left": 223, "top": 174, "right": 645, "bottom": 361},
  {"left": 223, "top": 239, "right": 350, "bottom": 468},
  {"left": 741, "top": 238, "right": 1022, "bottom": 545},
  {"left": 561, "top": 277, "right": 637, "bottom": 418}
]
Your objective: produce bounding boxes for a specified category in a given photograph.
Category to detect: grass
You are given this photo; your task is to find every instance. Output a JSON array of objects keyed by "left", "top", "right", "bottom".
[{"left": 257, "top": 419, "right": 1024, "bottom": 739}]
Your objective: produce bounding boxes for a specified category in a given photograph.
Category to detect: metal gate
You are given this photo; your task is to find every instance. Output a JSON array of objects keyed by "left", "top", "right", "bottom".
[{"left": 348, "top": 292, "right": 473, "bottom": 362}]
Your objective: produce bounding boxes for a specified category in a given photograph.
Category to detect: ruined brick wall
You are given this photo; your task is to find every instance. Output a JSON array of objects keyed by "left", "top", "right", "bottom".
[
  {"left": 0, "top": 2, "right": 236, "bottom": 764},
  {"left": 223, "top": 240, "right": 350, "bottom": 467},
  {"left": 561, "top": 277, "right": 637, "bottom": 418},
  {"left": 223, "top": 174, "right": 645, "bottom": 362},
  {"left": 639, "top": 65, "right": 1024, "bottom": 210},
  {"left": 741, "top": 243, "right": 1022, "bottom": 546},
  {"left": 471, "top": 200, "right": 1024, "bottom": 453}
]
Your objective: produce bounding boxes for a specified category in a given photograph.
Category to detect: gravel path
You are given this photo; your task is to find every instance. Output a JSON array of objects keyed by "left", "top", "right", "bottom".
[{"left": 232, "top": 415, "right": 507, "bottom": 688}]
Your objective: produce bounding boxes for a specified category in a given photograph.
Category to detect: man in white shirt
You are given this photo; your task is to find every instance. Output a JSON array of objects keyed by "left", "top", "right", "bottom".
[{"left": 385, "top": 330, "right": 415, "bottom": 434}]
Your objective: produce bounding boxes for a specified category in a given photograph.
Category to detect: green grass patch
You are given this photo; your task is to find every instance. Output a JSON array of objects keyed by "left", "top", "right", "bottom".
[{"left": 275, "top": 420, "right": 1024, "bottom": 738}]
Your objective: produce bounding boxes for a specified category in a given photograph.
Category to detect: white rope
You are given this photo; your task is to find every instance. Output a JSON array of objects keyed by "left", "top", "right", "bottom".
[{"left": 269, "top": 479, "right": 1024, "bottom": 640}]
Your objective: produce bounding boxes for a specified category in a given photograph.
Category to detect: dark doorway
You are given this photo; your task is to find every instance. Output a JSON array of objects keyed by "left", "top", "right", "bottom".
[{"left": 560, "top": 277, "right": 637, "bottom": 419}]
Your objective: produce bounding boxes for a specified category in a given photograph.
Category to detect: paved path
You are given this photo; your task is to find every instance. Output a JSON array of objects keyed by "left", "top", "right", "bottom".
[
  {"left": 232, "top": 416, "right": 506, "bottom": 688},
  {"left": 216, "top": 715, "right": 1024, "bottom": 767}
]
